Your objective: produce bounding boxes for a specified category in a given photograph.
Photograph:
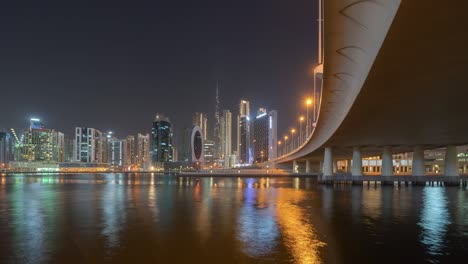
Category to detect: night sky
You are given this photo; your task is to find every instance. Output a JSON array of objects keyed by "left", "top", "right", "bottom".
[{"left": 0, "top": 0, "right": 319, "bottom": 144}]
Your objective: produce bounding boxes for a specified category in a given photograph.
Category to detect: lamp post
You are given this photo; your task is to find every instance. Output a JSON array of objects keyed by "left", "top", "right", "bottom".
[
  {"left": 290, "top": 129, "right": 296, "bottom": 150},
  {"left": 284, "top": 136, "right": 289, "bottom": 153},
  {"left": 299, "top": 116, "right": 304, "bottom": 144},
  {"left": 278, "top": 140, "right": 282, "bottom": 156},
  {"left": 306, "top": 98, "right": 312, "bottom": 136}
]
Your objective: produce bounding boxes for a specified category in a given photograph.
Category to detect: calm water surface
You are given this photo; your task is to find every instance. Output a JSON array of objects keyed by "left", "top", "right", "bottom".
[{"left": 0, "top": 173, "right": 468, "bottom": 263}]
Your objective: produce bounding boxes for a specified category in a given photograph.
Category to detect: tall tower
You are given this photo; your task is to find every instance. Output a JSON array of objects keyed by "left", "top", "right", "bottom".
[
  {"left": 222, "top": 109, "right": 232, "bottom": 166},
  {"left": 213, "top": 82, "right": 222, "bottom": 160},
  {"left": 237, "top": 100, "right": 250, "bottom": 164},
  {"left": 151, "top": 114, "right": 173, "bottom": 163}
]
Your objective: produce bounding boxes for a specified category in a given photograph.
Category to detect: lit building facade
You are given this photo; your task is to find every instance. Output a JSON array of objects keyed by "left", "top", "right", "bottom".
[
  {"left": 191, "top": 126, "right": 204, "bottom": 168},
  {"left": 125, "top": 135, "right": 135, "bottom": 165},
  {"left": 192, "top": 112, "right": 208, "bottom": 140},
  {"left": 237, "top": 100, "right": 250, "bottom": 164},
  {"left": 73, "top": 127, "right": 104, "bottom": 163},
  {"left": 221, "top": 109, "right": 232, "bottom": 167},
  {"left": 137, "top": 133, "right": 150, "bottom": 168},
  {"left": 21, "top": 119, "right": 64, "bottom": 163},
  {"left": 151, "top": 114, "right": 173, "bottom": 163},
  {"left": 108, "top": 138, "right": 126, "bottom": 167},
  {"left": 203, "top": 140, "right": 215, "bottom": 167}
]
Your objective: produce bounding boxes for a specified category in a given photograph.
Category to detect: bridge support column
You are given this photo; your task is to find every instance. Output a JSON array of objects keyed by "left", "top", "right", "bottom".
[
  {"left": 382, "top": 146, "right": 393, "bottom": 185},
  {"left": 352, "top": 147, "right": 362, "bottom": 177},
  {"left": 305, "top": 160, "right": 311, "bottom": 174},
  {"left": 323, "top": 147, "right": 333, "bottom": 176},
  {"left": 412, "top": 145, "right": 425, "bottom": 176},
  {"left": 292, "top": 160, "right": 298, "bottom": 173},
  {"left": 444, "top": 145, "right": 459, "bottom": 186},
  {"left": 346, "top": 159, "right": 352, "bottom": 174}
]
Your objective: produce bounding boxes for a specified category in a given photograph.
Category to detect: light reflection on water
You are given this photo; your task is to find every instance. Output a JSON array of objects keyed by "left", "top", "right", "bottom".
[
  {"left": 418, "top": 188, "right": 451, "bottom": 259},
  {"left": 0, "top": 173, "right": 468, "bottom": 263}
]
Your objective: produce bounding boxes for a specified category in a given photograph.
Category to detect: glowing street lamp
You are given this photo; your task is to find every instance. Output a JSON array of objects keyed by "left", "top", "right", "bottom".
[
  {"left": 290, "top": 129, "right": 296, "bottom": 150},
  {"left": 284, "top": 136, "right": 289, "bottom": 153},
  {"left": 306, "top": 98, "right": 313, "bottom": 136},
  {"left": 299, "top": 116, "right": 304, "bottom": 144},
  {"left": 278, "top": 140, "right": 282, "bottom": 156}
]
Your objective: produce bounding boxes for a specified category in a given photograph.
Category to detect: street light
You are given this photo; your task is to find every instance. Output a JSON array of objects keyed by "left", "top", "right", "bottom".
[
  {"left": 299, "top": 116, "right": 304, "bottom": 144},
  {"left": 306, "top": 98, "right": 313, "bottom": 136},
  {"left": 284, "top": 136, "right": 289, "bottom": 153},
  {"left": 278, "top": 140, "right": 282, "bottom": 156},
  {"left": 290, "top": 129, "right": 296, "bottom": 150}
]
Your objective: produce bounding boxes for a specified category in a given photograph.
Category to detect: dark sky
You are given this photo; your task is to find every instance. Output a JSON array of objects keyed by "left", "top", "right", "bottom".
[{"left": 0, "top": 0, "right": 319, "bottom": 143}]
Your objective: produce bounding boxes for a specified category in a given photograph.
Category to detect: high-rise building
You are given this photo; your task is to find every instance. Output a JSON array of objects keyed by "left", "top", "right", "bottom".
[
  {"left": 151, "top": 114, "right": 173, "bottom": 163},
  {"left": 0, "top": 131, "right": 13, "bottom": 165},
  {"left": 64, "top": 136, "right": 74, "bottom": 162},
  {"left": 268, "top": 110, "right": 278, "bottom": 160},
  {"left": 21, "top": 119, "right": 64, "bottom": 162},
  {"left": 125, "top": 135, "right": 135, "bottom": 165},
  {"left": 237, "top": 100, "right": 250, "bottom": 164},
  {"left": 179, "top": 127, "right": 192, "bottom": 162},
  {"left": 253, "top": 108, "right": 268, "bottom": 163},
  {"left": 108, "top": 138, "right": 126, "bottom": 167},
  {"left": 203, "top": 140, "right": 215, "bottom": 167},
  {"left": 192, "top": 112, "right": 208, "bottom": 141},
  {"left": 137, "top": 133, "right": 150, "bottom": 168},
  {"left": 221, "top": 109, "right": 232, "bottom": 167},
  {"left": 191, "top": 126, "right": 204, "bottom": 169},
  {"left": 73, "top": 127, "right": 104, "bottom": 163},
  {"left": 252, "top": 109, "right": 278, "bottom": 163},
  {"left": 213, "top": 84, "right": 222, "bottom": 160}
]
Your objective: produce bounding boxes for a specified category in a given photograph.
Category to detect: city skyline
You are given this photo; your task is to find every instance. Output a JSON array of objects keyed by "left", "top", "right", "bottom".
[{"left": 0, "top": 0, "right": 319, "bottom": 139}]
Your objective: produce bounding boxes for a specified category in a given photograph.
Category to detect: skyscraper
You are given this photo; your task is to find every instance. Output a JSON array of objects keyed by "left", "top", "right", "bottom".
[
  {"left": 108, "top": 138, "right": 126, "bottom": 167},
  {"left": 125, "top": 135, "right": 135, "bottom": 165},
  {"left": 213, "top": 83, "right": 222, "bottom": 160},
  {"left": 21, "top": 119, "right": 64, "bottom": 162},
  {"left": 268, "top": 110, "right": 278, "bottom": 160},
  {"left": 221, "top": 109, "right": 232, "bottom": 166},
  {"left": 137, "top": 133, "right": 150, "bottom": 168},
  {"left": 0, "top": 131, "right": 13, "bottom": 165},
  {"left": 73, "top": 127, "right": 104, "bottom": 163},
  {"left": 237, "top": 100, "right": 250, "bottom": 164},
  {"left": 151, "top": 114, "right": 173, "bottom": 163},
  {"left": 192, "top": 112, "right": 208, "bottom": 141}
]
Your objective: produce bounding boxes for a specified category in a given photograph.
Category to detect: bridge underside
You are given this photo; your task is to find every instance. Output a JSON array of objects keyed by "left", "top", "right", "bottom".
[{"left": 279, "top": 0, "right": 468, "bottom": 163}]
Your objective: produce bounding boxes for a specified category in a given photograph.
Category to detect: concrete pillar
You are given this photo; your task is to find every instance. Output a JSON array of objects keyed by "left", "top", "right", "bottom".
[
  {"left": 382, "top": 146, "right": 393, "bottom": 176},
  {"left": 352, "top": 147, "right": 362, "bottom": 176},
  {"left": 412, "top": 145, "right": 425, "bottom": 176},
  {"left": 305, "top": 160, "right": 311, "bottom": 173},
  {"left": 333, "top": 160, "right": 337, "bottom": 173},
  {"left": 346, "top": 159, "right": 352, "bottom": 174},
  {"left": 445, "top": 145, "right": 459, "bottom": 176},
  {"left": 292, "top": 160, "right": 298, "bottom": 173},
  {"left": 323, "top": 147, "right": 333, "bottom": 176}
]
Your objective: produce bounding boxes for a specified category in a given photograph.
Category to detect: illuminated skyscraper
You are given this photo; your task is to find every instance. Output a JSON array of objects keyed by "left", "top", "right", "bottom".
[
  {"left": 137, "top": 133, "right": 150, "bottom": 168},
  {"left": 151, "top": 114, "right": 173, "bottom": 163},
  {"left": 221, "top": 109, "right": 232, "bottom": 166},
  {"left": 237, "top": 100, "right": 250, "bottom": 164},
  {"left": 108, "top": 138, "right": 126, "bottom": 167},
  {"left": 21, "top": 119, "right": 64, "bottom": 162},
  {"left": 73, "top": 127, "right": 104, "bottom": 163},
  {"left": 252, "top": 109, "right": 277, "bottom": 163},
  {"left": 125, "top": 135, "right": 135, "bottom": 165},
  {"left": 192, "top": 112, "right": 208, "bottom": 141}
]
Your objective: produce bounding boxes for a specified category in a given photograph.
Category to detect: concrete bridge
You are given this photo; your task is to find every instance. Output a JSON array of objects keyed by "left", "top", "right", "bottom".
[{"left": 275, "top": 0, "right": 468, "bottom": 179}]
